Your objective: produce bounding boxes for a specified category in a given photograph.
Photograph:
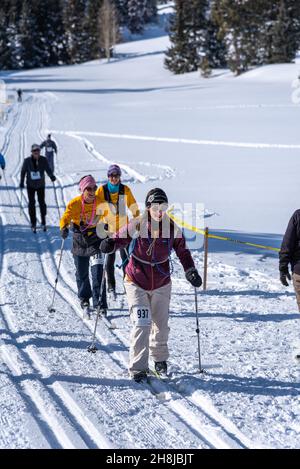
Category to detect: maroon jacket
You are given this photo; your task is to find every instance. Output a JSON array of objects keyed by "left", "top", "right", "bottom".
[{"left": 113, "top": 217, "right": 195, "bottom": 291}]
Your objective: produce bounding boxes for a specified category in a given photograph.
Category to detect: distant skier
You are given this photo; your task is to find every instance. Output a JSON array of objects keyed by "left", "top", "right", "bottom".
[
  {"left": 96, "top": 164, "right": 140, "bottom": 299},
  {"left": 59, "top": 175, "right": 108, "bottom": 319},
  {"left": 279, "top": 209, "right": 300, "bottom": 312},
  {"left": 40, "top": 134, "right": 58, "bottom": 173},
  {"left": 20, "top": 144, "right": 56, "bottom": 233},
  {"left": 17, "top": 89, "right": 23, "bottom": 102},
  {"left": 100, "top": 188, "right": 202, "bottom": 382},
  {"left": 0, "top": 152, "right": 5, "bottom": 180}
]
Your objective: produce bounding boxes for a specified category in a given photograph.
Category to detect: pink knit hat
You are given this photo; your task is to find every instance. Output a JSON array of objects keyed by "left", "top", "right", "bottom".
[{"left": 79, "top": 175, "right": 97, "bottom": 193}]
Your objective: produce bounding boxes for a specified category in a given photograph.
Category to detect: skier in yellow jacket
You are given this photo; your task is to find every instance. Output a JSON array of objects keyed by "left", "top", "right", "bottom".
[
  {"left": 60, "top": 175, "right": 107, "bottom": 318},
  {"left": 96, "top": 164, "right": 140, "bottom": 297}
]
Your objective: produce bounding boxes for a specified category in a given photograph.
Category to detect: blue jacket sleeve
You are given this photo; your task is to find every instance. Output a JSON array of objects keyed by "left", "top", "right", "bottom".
[{"left": 0, "top": 153, "right": 5, "bottom": 169}]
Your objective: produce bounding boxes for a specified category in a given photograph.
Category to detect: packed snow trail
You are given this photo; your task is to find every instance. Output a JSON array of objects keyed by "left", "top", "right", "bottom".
[{"left": 0, "top": 93, "right": 259, "bottom": 449}]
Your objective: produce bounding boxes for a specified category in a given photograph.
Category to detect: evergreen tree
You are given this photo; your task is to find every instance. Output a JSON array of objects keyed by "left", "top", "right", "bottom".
[
  {"left": 63, "top": 0, "right": 89, "bottom": 64},
  {"left": 114, "top": 0, "right": 129, "bottom": 26},
  {"left": 17, "top": 0, "right": 46, "bottom": 68},
  {"left": 127, "top": 0, "right": 147, "bottom": 34},
  {"left": 165, "top": 0, "right": 208, "bottom": 74},
  {"left": 203, "top": 3, "right": 227, "bottom": 69},
  {"left": 0, "top": 1, "right": 13, "bottom": 69},
  {"left": 143, "top": 0, "right": 157, "bottom": 23},
  {"left": 34, "top": 0, "right": 69, "bottom": 66},
  {"left": 212, "top": 0, "right": 263, "bottom": 75},
  {"left": 85, "top": 0, "right": 104, "bottom": 59},
  {"left": 265, "top": 0, "right": 300, "bottom": 64}
]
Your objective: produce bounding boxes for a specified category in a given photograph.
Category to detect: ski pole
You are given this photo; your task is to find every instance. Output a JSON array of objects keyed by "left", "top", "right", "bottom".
[
  {"left": 87, "top": 253, "right": 107, "bottom": 353},
  {"left": 48, "top": 239, "right": 65, "bottom": 312},
  {"left": 20, "top": 187, "right": 23, "bottom": 215},
  {"left": 53, "top": 181, "right": 61, "bottom": 220},
  {"left": 194, "top": 287, "right": 204, "bottom": 373}
]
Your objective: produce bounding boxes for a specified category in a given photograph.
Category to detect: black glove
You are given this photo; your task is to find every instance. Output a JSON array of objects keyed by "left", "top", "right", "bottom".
[
  {"left": 61, "top": 227, "right": 69, "bottom": 239},
  {"left": 20, "top": 182, "right": 24, "bottom": 189},
  {"left": 186, "top": 267, "right": 202, "bottom": 288},
  {"left": 100, "top": 238, "right": 115, "bottom": 254},
  {"left": 51, "top": 176, "right": 56, "bottom": 182},
  {"left": 280, "top": 267, "right": 291, "bottom": 287}
]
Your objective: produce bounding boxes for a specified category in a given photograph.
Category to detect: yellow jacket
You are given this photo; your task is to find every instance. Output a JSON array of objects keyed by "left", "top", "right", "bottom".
[
  {"left": 60, "top": 194, "right": 105, "bottom": 230},
  {"left": 95, "top": 184, "right": 140, "bottom": 233}
]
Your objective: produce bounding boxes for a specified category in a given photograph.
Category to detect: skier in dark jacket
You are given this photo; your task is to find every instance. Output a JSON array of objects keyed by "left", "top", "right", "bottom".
[
  {"left": 20, "top": 144, "right": 56, "bottom": 233},
  {"left": 40, "top": 134, "right": 58, "bottom": 173},
  {"left": 279, "top": 209, "right": 300, "bottom": 311},
  {"left": 0, "top": 152, "right": 5, "bottom": 180},
  {"left": 17, "top": 89, "right": 22, "bottom": 102}
]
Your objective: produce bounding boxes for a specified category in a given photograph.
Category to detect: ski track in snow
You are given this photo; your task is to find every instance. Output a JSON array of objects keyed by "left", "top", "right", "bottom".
[
  {"left": 50, "top": 129, "right": 300, "bottom": 150},
  {"left": 1, "top": 92, "right": 300, "bottom": 448},
  {"left": 51, "top": 130, "right": 176, "bottom": 183},
  {"left": 0, "top": 94, "right": 251, "bottom": 449}
]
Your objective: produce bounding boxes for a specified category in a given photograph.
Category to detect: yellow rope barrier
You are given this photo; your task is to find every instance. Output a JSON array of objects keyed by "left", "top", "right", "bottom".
[{"left": 167, "top": 210, "right": 280, "bottom": 253}]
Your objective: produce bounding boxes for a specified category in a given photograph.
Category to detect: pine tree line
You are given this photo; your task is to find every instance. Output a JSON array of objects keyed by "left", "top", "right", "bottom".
[
  {"left": 0, "top": 0, "right": 159, "bottom": 70},
  {"left": 165, "top": 0, "right": 300, "bottom": 75}
]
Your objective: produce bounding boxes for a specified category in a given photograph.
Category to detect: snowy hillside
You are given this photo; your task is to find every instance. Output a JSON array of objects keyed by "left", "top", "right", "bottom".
[{"left": 1, "top": 22, "right": 300, "bottom": 450}]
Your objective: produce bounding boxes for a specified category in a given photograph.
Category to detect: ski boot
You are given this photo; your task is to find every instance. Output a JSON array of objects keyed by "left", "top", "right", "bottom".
[
  {"left": 80, "top": 299, "right": 91, "bottom": 320},
  {"left": 97, "top": 306, "right": 107, "bottom": 317},
  {"left": 155, "top": 361, "right": 167, "bottom": 375},
  {"left": 31, "top": 225, "right": 37, "bottom": 234},
  {"left": 108, "top": 287, "right": 117, "bottom": 301},
  {"left": 132, "top": 370, "right": 148, "bottom": 383}
]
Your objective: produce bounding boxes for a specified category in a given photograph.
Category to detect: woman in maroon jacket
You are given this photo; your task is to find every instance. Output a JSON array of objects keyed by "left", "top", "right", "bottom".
[{"left": 100, "top": 188, "right": 202, "bottom": 382}]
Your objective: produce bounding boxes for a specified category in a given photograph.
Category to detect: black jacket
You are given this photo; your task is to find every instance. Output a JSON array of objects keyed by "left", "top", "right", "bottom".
[
  {"left": 40, "top": 139, "right": 57, "bottom": 156},
  {"left": 71, "top": 224, "right": 102, "bottom": 257},
  {"left": 20, "top": 156, "right": 55, "bottom": 189},
  {"left": 279, "top": 209, "right": 300, "bottom": 274}
]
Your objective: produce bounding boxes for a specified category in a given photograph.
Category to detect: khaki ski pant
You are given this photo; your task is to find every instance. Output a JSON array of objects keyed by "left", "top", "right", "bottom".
[
  {"left": 292, "top": 273, "right": 300, "bottom": 312},
  {"left": 124, "top": 279, "right": 172, "bottom": 374}
]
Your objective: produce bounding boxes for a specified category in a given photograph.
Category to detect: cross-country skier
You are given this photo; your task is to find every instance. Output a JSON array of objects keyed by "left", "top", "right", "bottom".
[
  {"left": 0, "top": 152, "right": 5, "bottom": 180},
  {"left": 40, "top": 134, "right": 58, "bottom": 173},
  {"left": 279, "top": 209, "right": 300, "bottom": 312},
  {"left": 60, "top": 175, "right": 108, "bottom": 319},
  {"left": 20, "top": 144, "right": 56, "bottom": 233},
  {"left": 96, "top": 164, "right": 140, "bottom": 299},
  {"left": 100, "top": 188, "right": 202, "bottom": 382},
  {"left": 17, "top": 89, "right": 22, "bottom": 102}
]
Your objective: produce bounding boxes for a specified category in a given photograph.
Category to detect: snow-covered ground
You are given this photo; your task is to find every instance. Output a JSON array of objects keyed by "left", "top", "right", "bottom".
[{"left": 1, "top": 20, "right": 300, "bottom": 449}]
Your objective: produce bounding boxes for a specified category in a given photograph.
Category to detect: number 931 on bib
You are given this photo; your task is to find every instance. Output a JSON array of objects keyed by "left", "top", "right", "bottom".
[{"left": 131, "top": 306, "right": 152, "bottom": 326}]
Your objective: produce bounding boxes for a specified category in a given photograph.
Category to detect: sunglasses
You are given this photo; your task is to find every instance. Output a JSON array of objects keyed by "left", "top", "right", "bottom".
[
  {"left": 150, "top": 203, "right": 168, "bottom": 212},
  {"left": 32, "top": 149, "right": 40, "bottom": 153},
  {"left": 85, "top": 186, "right": 97, "bottom": 192},
  {"left": 109, "top": 173, "right": 120, "bottom": 178}
]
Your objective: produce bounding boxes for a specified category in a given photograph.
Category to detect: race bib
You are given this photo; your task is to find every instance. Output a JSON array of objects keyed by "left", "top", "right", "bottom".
[
  {"left": 132, "top": 306, "right": 152, "bottom": 326},
  {"left": 30, "top": 171, "right": 41, "bottom": 180},
  {"left": 90, "top": 252, "right": 104, "bottom": 266}
]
